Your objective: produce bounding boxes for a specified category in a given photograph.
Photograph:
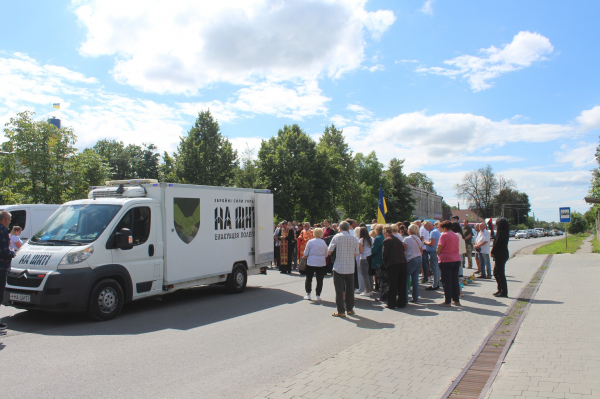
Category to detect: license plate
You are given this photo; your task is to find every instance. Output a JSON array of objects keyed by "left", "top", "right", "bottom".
[{"left": 9, "top": 293, "right": 30, "bottom": 302}]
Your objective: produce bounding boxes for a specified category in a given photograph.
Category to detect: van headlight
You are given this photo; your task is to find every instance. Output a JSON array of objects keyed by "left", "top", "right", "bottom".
[{"left": 59, "top": 245, "right": 94, "bottom": 265}]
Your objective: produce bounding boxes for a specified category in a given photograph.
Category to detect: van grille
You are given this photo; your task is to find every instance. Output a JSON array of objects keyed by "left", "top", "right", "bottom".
[{"left": 7, "top": 274, "right": 44, "bottom": 288}]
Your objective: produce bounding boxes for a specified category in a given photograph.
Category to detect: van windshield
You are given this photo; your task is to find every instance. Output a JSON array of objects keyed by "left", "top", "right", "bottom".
[{"left": 30, "top": 204, "right": 122, "bottom": 245}]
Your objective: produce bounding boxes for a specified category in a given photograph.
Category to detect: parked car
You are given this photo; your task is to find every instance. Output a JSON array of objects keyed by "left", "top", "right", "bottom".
[
  {"left": 527, "top": 229, "right": 538, "bottom": 238},
  {"left": 509, "top": 230, "right": 516, "bottom": 237},
  {"left": 534, "top": 228, "right": 547, "bottom": 237},
  {"left": 515, "top": 230, "right": 528, "bottom": 239}
]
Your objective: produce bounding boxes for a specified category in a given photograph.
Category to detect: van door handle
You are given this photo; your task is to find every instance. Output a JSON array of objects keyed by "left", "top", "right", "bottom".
[{"left": 148, "top": 244, "right": 155, "bottom": 257}]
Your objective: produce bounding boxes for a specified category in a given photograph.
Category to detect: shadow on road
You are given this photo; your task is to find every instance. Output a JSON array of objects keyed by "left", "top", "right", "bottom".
[{"left": 0, "top": 285, "right": 302, "bottom": 337}]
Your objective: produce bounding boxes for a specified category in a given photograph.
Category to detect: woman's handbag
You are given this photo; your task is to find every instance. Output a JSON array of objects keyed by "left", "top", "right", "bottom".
[{"left": 299, "top": 257, "right": 307, "bottom": 271}]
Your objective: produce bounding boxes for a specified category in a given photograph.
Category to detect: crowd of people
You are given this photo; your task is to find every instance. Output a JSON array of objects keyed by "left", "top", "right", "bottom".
[{"left": 273, "top": 215, "right": 510, "bottom": 317}]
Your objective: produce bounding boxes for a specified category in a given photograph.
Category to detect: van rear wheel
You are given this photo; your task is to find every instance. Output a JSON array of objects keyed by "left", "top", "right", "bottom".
[
  {"left": 225, "top": 264, "right": 247, "bottom": 294},
  {"left": 87, "top": 278, "right": 124, "bottom": 321}
]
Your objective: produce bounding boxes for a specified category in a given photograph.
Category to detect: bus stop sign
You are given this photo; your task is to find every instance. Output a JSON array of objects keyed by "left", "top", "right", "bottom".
[{"left": 559, "top": 207, "right": 571, "bottom": 223}]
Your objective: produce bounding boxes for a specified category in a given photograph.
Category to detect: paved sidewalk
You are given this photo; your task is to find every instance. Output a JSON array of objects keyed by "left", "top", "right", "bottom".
[
  {"left": 252, "top": 256, "right": 543, "bottom": 399},
  {"left": 575, "top": 235, "right": 593, "bottom": 254},
  {"left": 487, "top": 253, "right": 600, "bottom": 399}
]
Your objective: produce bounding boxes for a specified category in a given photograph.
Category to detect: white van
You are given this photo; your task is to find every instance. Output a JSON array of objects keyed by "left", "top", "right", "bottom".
[
  {"left": 0, "top": 204, "right": 61, "bottom": 242},
  {"left": 3, "top": 180, "right": 274, "bottom": 320}
]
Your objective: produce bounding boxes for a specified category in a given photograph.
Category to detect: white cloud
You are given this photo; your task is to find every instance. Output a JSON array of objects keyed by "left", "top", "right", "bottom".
[
  {"left": 396, "top": 59, "right": 419, "bottom": 63},
  {"left": 575, "top": 105, "right": 600, "bottom": 132},
  {"left": 368, "top": 64, "right": 385, "bottom": 72},
  {"left": 347, "top": 103, "right": 373, "bottom": 121},
  {"left": 555, "top": 142, "right": 597, "bottom": 168},
  {"left": 73, "top": 0, "right": 395, "bottom": 95},
  {"left": 420, "top": 0, "right": 434, "bottom": 15},
  {"left": 363, "top": 110, "right": 575, "bottom": 159},
  {"left": 0, "top": 53, "right": 330, "bottom": 154},
  {"left": 330, "top": 114, "right": 351, "bottom": 127},
  {"left": 229, "top": 137, "right": 265, "bottom": 159},
  {"left": 417, "top": 31, "right": 554, "bottom": 91},
  {"left": 179, "top": 81, "right": 330, "bottom": 122}
]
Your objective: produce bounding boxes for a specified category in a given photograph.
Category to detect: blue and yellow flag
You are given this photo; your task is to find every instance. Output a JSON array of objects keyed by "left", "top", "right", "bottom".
[
  {"left": 377, "top": 185, "right": 388, "bottom": 224},
  {"left": 52, "top": 103, "right": 60, "bottom": 109}
]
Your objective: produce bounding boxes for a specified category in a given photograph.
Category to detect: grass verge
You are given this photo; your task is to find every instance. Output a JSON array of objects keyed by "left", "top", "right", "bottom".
[
  {"left": 534, "top": 233, "right": 588, "bottom": 254},
  {"left": 592, "top": 234, "right": 600, "bottom": 254}
]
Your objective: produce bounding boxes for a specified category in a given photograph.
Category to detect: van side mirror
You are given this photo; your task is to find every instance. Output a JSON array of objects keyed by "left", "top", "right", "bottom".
[{"left": 116, "top": 228, "right": 134, "bottom": 250}]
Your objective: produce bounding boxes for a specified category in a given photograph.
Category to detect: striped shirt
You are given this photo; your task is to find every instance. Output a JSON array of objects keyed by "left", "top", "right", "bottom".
[{"left": 328, "top": 231, "right": 359, "bottom": 274}]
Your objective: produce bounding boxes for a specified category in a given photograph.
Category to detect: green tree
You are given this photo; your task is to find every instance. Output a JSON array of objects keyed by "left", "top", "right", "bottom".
[
  {"left": 352, "top": 151, "right": 383, "bottom": 222},
  {"left": 158, "top": 151, "right": 177, "bottom": 182},
  {"left": 316, "top": 124, "right": 354, "bottom": 220},
  {"left": 2, "top": 111, "right": 79, "bottom": 204},
  {"left": 455, "top": 165, "right": 514, "bottom": 218},
  {"left": 174, "top": 110, "right": 238, "bottom": 186},
  {"left": 567, "top": 211, "right": 588, "bottom": 234},
  {"left": 68, "top": 149, "right": 111, "bottom": 199},
  {"left": 494, "top": 188, "right": 531, "bottom": 225},
  {"left": 383, "top": 158, "right": 416, "bottom": 222},
  {"left": 234, "top": 146, "right": 262, "bottom": 189},
  {"left": 92, "top": 140, "right": 160, "bottom": 180},
  {"left": 258, "top": 124, "right": 327, "bottom": 222},
  {"left": 590, "top": 136, "right": 600, "bottom": 198},
  {"left": 407, "top": 172, "right": 435, "bottom": 193}
]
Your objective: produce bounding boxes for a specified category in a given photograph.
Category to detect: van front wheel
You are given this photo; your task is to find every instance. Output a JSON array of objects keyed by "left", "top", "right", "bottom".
[
  {"left": 87, "top": 279, "right": 124, "bottom": 321},
  {"left": 226, "top": 264, "right": 247, "bottom": 294}
]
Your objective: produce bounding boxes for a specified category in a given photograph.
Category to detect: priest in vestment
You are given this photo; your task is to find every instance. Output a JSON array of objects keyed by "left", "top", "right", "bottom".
[{"left": 277, "top": 221, "right": 295, "bottom": 274}]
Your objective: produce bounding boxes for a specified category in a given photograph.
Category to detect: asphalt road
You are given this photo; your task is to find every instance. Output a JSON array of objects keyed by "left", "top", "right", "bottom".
[{"left": 0, "top": 234, "right": 564, "bottom": 398}]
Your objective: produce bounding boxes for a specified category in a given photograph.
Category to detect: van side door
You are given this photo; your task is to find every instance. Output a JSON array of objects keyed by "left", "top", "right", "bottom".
[{"left": 109, "top": 205, "right": 160, "bottom": 298}]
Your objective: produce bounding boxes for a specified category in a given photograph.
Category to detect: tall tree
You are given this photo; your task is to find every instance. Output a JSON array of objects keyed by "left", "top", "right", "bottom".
[
  {"left": 407, "top": 172, "right": 436, "bottom": 193},
  {"left": 258, "top": 124, "right": 327, "bottom": 222},
  {"left": 383, "top": 158, "right": 416, "bottom": 222},
  {"left": 92, "top": 140, "right": 160, "bottom": 180},
  {"left": 316, "top": 124, "right": 354, "bottom": 220},
  {"left": 3, "top": 111, "right": 78, "bottom": 204},
  {"left": 234, "top": 146, "right": 262, "bottom": 189},
  {"left": 350, "top": 151, "right": 383, "bottom": 221},
  {"left": 589, "top": 136, "right": 600, "bottom": 198},
  {"left": 158, "top": 151, "right": 177, "bottom": 182},
  {"left": 454, "top": 165, "right": 500, "bottom": 218},
  {"left": 174, "top": 110, "right": 238, "bottom": 186},
  {"left": 494, "top": 188, "right": 531, "bottom": 225}
]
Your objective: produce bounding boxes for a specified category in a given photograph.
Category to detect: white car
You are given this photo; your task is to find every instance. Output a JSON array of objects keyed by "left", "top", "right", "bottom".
[{"left": 515, "top": 230, "right": 528, "bottom": 239}]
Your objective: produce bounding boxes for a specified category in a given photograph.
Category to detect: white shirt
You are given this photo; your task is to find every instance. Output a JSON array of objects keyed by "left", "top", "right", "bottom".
[
  {"left": 303, "top": 238, "right": 328, "bottom": 267},
  {"left": 359, "top": 237, "right": 374, "bottom": 259},
  {"left": 476, "top": 230, "right": 491, "bottom": 254},
  {"left": 10, "top": 235, "right": 22, "bottom": 251},
  {"left": 404, "top": 234, "right": 423, "bottom": 262},
  {"left": 420, "top": 226, "right": 429, "bottom": 242},
  {"left": 456, "top": 232, "right": 466, "bottom": 255}
]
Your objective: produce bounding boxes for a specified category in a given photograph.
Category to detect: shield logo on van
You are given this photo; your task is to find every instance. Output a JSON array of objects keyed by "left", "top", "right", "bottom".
[{"left": 174, "top": 198, "right": 200, "bottom": 244}]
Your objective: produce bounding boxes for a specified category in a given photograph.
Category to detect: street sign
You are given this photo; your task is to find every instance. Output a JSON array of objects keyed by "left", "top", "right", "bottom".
[{"left": 559, "top": 207, "right": 571, "bottom": 223}]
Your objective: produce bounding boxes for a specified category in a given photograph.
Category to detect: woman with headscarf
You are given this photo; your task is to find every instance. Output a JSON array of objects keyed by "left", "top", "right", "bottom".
[{"left": 491, "top": 217, "right": 510, "bottom": 298}]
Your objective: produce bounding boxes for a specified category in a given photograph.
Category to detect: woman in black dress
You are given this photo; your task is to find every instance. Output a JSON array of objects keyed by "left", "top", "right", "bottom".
[{"left": 491, "top": 217, "right": 510, "bottom": 297}]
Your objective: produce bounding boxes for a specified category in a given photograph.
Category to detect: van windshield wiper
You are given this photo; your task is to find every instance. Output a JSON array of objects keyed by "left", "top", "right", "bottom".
[
  {"left": 45, "top": 239, "right": 83, "bottom": 246},
  {"left": 29, "top": 240, "right": 56, "bottom": 246}
]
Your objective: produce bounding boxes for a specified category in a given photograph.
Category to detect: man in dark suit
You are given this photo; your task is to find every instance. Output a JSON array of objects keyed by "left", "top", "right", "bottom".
[{"left": 382, "top": 225, "right": 408, "bottom": 309}]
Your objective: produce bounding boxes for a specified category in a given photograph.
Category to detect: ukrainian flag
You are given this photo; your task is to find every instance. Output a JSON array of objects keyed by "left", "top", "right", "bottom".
[
  {"left": 53, "top": 103, "right": 60, "bottom": 109},
  {"left": 377, "top": 185, "right": 387, "bottom": 224}
]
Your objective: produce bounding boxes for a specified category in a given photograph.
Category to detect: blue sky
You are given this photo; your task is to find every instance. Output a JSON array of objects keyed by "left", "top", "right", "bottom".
[{"left": 1, "top": 0, "right": 599, "bottom": 222}]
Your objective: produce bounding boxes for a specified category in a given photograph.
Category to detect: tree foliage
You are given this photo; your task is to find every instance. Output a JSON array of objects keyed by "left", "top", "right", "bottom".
[
  {"left": 383, "top": 158, "right": 416, "bottom": 222},
  {"left": 454, "top": 165, "right": 516, "bottom": 218},
  {"left": 258, "top": 124, "right": 328, "bottom": 223},
  {"left": 494, "top": 188, "right": 531, "bottom": 225},
  {"left": 408, "top": 172, "right": 435, "bottom": 193},
  {"left": 92, "top": 140, "right": 159, "bottom": 180},
  {"left": 567, "top": 211, "right": 588, "bottom": 234},
  {"left": 173, "top": 110, "right": 238, "bottom": 186}
]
